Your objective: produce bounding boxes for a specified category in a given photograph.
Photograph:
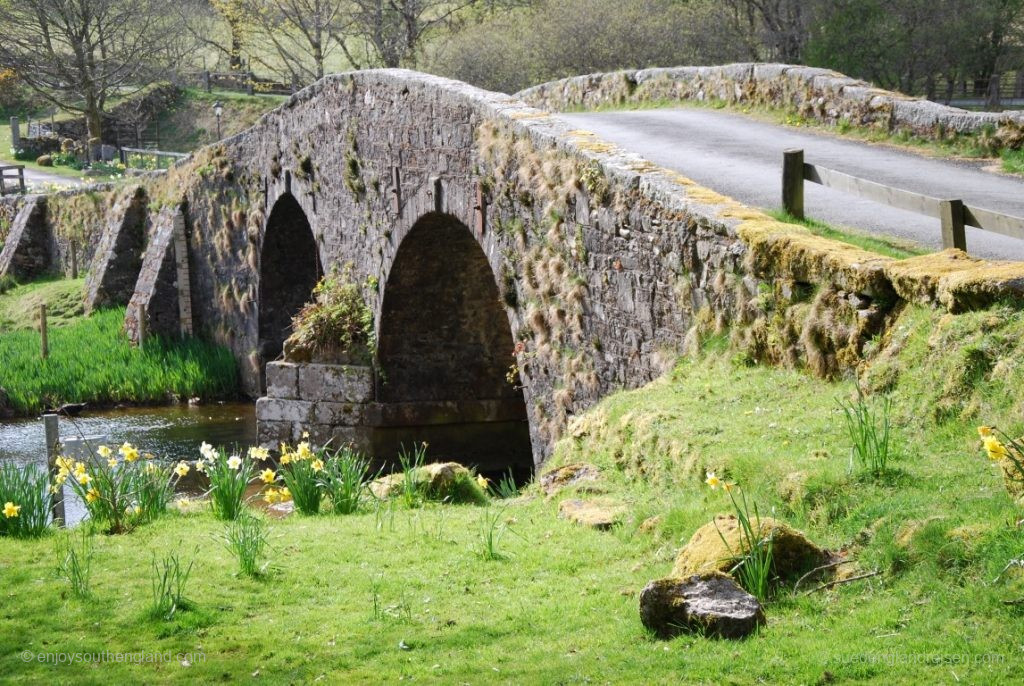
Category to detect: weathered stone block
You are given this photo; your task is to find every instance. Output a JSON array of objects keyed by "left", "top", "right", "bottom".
[
  {"left": 255, "top": 397, "right": 314, "bottom": 423},
  {"left": 312, "top": 401, "right": 366, "bottom": 426},
  {"left": 266, "top": 362, "right": 299, "bottom": 400},
  {"left": 297, "top": 363, "right": 374, "bottom": 403}
]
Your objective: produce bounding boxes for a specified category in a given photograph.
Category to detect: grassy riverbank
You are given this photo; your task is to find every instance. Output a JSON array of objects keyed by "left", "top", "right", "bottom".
[
  {"left": 2, "top": 301, "right": 1023, "bottom": 682},
  {"left": 0, "top": 305, "right": 238, "bottom": 416}
]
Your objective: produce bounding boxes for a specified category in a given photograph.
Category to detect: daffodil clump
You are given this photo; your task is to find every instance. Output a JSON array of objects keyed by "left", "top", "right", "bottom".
[
  {"left": 272, "top": 438, "right": 325, "bottom": 516},
  {"left": 0, "top": 459, "right": 51, "bottom": 539},
  {"left": 977, "top": 426, "right": 1024, "bottom": 499},
  {"left": 256, "top": 436, "right": 376, "bottom": 516},
  {"left": 55, "top": 442, "right": 182, "bottom": 534},
  {"left": 196, "top": 442, "right": 261, "bottom": 521},
  {"left": 706, "top": 471, "right": 775, "bottom": 601}
]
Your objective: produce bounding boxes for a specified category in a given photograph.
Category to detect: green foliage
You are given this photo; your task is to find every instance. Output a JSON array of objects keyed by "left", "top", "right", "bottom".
[
  {"left": 148, "top": 550, "right": 195, "bottom": 620},
  {"left": 838, "top": 390, "right": 897, "bottom": 478},
  {"left": 55, "top": 529, "right": 93, "bottom": 597},
  {"left": 285, "top": 269, "right": 374, "bottom": 363},
  {"left": 397, "top": 442, "right": 428, "bottom": 509},
  {"left": 277, "top": 442, "right": 323, "bottom": 516},
  {"left": 712, "top": 483, "right": 774, "bottom": 601},
  {"left": 202, "top": 446, "right": 256, "bottom": 521},
  {"left": 1003, "top": 149, "right": 1024, "bottom": 176},
  {"left": 477, "top": 505, "right": 516, "bottom": 561},
  {"left": 0, "top": 307, "right": 238, "bottom": 416},
  {"left": 218, "top": 514, "right": 269, "bottom": 578},
  {"left": 319, "top": 447, "right": 376, "bottom": 515},
  {"left": 0, "top": 462, "right": 51, "bottom": 539}
]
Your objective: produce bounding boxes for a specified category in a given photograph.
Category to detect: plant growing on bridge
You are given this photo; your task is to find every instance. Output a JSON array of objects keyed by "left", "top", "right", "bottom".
[{"left": 285, "top": 269, "right": 374, "bottom": 364}]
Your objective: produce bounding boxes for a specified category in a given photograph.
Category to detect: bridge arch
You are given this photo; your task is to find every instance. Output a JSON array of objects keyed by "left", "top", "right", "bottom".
[
  {"left": 374, "top": 212, "right": 533, "bottom": 480},
  {"left": 257, "top": 192, "right": 322, "bottom": 388}
]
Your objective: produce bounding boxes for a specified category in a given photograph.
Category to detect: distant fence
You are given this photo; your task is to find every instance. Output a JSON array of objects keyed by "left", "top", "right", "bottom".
[
  {"left": 0, "top": 165, "right": 26, "bottom": 196},
  {"left": 185, "top": 70, "right": 296, "bottom": 96},
  {"left": 119, "top": 147, "right": 189, "bottom": 171},
  {"left": 944, "top": 71, "right": 1024, "bottom": 108},
  {"left": 781, "top": 149, "right": 1024, "bottom": 253}
]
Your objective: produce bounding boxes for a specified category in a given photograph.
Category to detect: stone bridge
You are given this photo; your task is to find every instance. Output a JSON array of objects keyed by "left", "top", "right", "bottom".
[{"left": 5, "top": 68, "right": 1023, "bottom": 478}]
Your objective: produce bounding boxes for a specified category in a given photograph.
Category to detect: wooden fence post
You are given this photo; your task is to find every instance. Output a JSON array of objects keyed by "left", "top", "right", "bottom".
[
  {"left": 39, "top": 304, "right": 48, "bottom": 359},
  {"left": 137, "top": 303, "right": 147, "bottom": 349},
  {"left": 939, "top": 199, "right": 968, "bottom": 252},
  {"left": 10, "top": 116, "right": 19, "bottom": 150},
  {"left": 43, "top": 414, "right": 66, "bottom": 525},
  {"left": 782, "top": 149, "right": 805, "bottom": 220},
  {"left": 70, "top": 241, "right": 78, "bottom": 279}
]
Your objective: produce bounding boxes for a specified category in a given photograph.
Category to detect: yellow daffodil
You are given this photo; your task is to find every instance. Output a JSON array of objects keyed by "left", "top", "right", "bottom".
[
  {"left": 49, "top": 484, "right": 61, "bottom": 494},
  {"left": 260, "top": 468, "right": 276, "bottom": 484},
  {"left": 705, "top": 471, "right": 721, "bottom": 489},
  {"left": 73, "top": 462, "right": 86, "bottom": 476},
  {"left": 978, "top": 426, "right": 993, "bottom": 438},
  {"left": 983, "top": 436, "right": 1009, "bottom": 461},
  {"left": 200, "top": 442, "right": 217, "bottom": 461},
  {"left": 85, "top": 488, "right": 100, "bottom": 503},
  {"left": 55, "top": 456, "right": 74, "bottom": 471},
  {"left": 3, "top": 501, "right": 21, "bottom": 518},
  {"left": 723, "top": 481, "right": 735, "bottom": 492},
  {"left": 280, "top": 452, "right": 292, "bottom": 465},
  {"left": 77, "top": 472, "right": 92, "bottom": 486},
  {"left": 195, "top": 460, "right": 207, "bottom": 474},
  {"left": 96, "top": 445, "right": 112, "bottom": 459},
  {"left": 311, "top": 459, "right": 324, "bottom": 473},
  {"left": 174, "top": 461, "right": 190, "bottom": 477},
  {"left": 279, "top": 486, "right": 291, "bottom": 500},
  {"left": 296, "top": 442, "right": 313, "bottom": 461},
  {"left": 263, "top": 487, "right": 279, "bottom": 504},
  {"left": 302, "top": 431, "right": 310, "bottom": 439},
  {"left": 107, "top": 457, "right": 118, "bottom": 468},
  {"left": 476, "top": 475, "right": 489, "bottom": 490},
  {"left": 249, "top": 446, "right": 270, "bottom": 461},
  {"left": 133, "top": 505, "right": 142, "bottom": 515},
  {"left": 120, "top": 442, "right": 139, "bottom": 462},
  {"left": 227, "top": 455, "right": 242, "bottom": 470}
]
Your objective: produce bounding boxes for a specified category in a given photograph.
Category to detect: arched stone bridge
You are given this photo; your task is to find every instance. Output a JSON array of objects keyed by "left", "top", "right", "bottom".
[{"left": 7, "top": 69, "right": 1021, "bottom": 477}]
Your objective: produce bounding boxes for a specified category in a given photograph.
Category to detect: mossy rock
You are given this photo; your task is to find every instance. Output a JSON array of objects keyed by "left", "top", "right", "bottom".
[
  {"left": 997, "top": 457, "right": 1024, "bottom": 499},
  {"left": 558, "top": 498, "right": 626, "bottom": 530},
  {"left": 672, "top": 515, "right": 828, "bottom": 580},
  {"left": 369, "top": 462, "right": 488, "bottom": 505},
  {"left": 539, "top": 462, "right": 601, "bottom": 496}
]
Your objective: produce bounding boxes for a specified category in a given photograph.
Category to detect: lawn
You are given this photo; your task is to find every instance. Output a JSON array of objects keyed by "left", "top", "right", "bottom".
[
  {"left": 2, "top": 300, "right": 1023, "bottom": 683},
  {"left": 0, "top": 277, "right": 86, "bottom": 331}
]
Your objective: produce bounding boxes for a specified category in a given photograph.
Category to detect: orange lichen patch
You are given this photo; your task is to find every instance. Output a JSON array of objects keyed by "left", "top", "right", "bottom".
[
  {"left": 685, "top": 186, "right": 735, "bottom": 207},
  {"left": 508, "top": 110, "right": 552, "bottom": 120},
  {"left": 738, "top": 219, "right": 894, "bottom": 296},
  {"left": 664, "top": 171, "right": 696, "bottom": 187}
]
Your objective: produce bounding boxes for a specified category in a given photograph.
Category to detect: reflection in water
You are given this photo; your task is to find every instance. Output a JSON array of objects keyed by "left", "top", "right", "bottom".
[{"left": 0, "top": 403, "right": 256, "bottom": 526}]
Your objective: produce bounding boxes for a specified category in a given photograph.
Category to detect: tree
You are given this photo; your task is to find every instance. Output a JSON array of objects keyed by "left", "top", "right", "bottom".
[
  {"left": 723, "top": 0, "right": 816, "bottom": 64},
  {"left": 336, "top": 0, "right": 483, "bottom": 69},
  {"left": 0, "top": 0, "right": 180, "bottom": 142},
  {"left": 174, "top": 0, "right": 250, "bottom": 72},
  {"left": 244, "top": 0, "right": 347, "bottom": 82}
]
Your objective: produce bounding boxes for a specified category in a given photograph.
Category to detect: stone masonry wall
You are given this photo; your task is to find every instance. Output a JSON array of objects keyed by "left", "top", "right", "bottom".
[
  {"left": 516, "top": 64, "right": 1024, "bottom": 138},
  {"left": 125, "top": 69, "right": 1024, "bottom": 467}
]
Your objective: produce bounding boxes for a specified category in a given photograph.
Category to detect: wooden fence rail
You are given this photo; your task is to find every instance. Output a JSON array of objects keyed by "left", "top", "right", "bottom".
[
  {"left": 782, "top": 149, "right": 1024, "bottom": 253},
  {"left": 0, "top": 164, "right": 26, "bottom": 196}
]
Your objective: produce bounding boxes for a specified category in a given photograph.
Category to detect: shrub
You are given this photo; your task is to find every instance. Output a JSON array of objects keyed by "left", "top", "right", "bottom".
[
  {"left": 284, "top": 268, "right": 374, "bottom": 364},
  {"left": 0, "top": 461, "right": 51, "bottom": 538}
]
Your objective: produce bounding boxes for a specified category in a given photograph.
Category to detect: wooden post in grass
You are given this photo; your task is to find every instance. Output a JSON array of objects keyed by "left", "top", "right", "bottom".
[
  {"left": 43, "top": 413, "right": 66, "bottom": 525},
  {"left": 137, "top": 303, "right": 147, "bottom": 350},
  {"left": 39, "top": 304, "right": 48, "bottom": 359},
  {"left": 782, "top": 149, "right": 805, "bottom": 220},
  {"left": 70, "top": 241, "right": 78, "bottom": 279},
  {"left": 939, "top": 199, "right": 967, "bottom": 252}
]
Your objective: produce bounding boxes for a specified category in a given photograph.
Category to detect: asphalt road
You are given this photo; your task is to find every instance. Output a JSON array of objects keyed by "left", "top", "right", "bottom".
[{"left": 557, "top": 108, "right": 1024, "bottom": 261}]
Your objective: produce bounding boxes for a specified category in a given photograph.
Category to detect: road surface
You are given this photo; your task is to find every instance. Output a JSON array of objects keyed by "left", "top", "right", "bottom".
[
  {"left": 556, "top": 108, "right": 1024, "bottom": 261},
  {"left": 21, "top": 166, "right": 82, "bottom": 191}
]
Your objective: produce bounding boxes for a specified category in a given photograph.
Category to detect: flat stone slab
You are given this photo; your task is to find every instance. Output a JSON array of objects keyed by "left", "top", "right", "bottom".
[
  {"left": 558, "top": 498, "right": 625, "bottom": 530},
  {"left": 297, "top": 363, "right": 374, "bottom": 403},
  {"left": 639, "top": 573, "right": 766, "bottom": 639}
]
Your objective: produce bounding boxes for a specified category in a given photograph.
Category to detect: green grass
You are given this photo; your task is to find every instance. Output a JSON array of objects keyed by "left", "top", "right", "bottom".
[
  {"left": 0, "top": 307, "right": 238, "bottom": 415},
  {"left": 0, "top": 277, "right": 86, "bottom": 331},
  {"left": 1003, "top": 149, "right": 1024, "bottom": 175},
  {"left": 2, "top": 302, "right": 1024, "bottom": 682},
  {"left": 767, "top": 209, "right": 925, "bottom": 259},
  {"left": 153, "top": 88, "right": 286, "bottom": 153}
]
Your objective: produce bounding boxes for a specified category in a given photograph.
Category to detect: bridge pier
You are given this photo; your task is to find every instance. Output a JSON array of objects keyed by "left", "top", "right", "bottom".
[{"left": 256, "top": 361, "right": 534, "bottom": 480}]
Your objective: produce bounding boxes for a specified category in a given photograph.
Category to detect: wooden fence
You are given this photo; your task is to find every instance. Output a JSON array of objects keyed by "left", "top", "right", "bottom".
[
  {"left": 782, "top": 149, "right": 1024, "bottom": 253},
  {"left": 0, "top": 165, "right": 26, "bottom": 196},
  {"left": 186, "top": 70, "right": 296, "bottom": 97}
]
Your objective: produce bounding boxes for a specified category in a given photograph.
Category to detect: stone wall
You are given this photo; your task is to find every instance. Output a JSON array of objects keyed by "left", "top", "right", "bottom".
[
  {"left": 120, "top": 69, "right": 1024, "bottom": 468},
  {"left": 516, "top": 64, "right": 1024, "bottom": 139}
]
